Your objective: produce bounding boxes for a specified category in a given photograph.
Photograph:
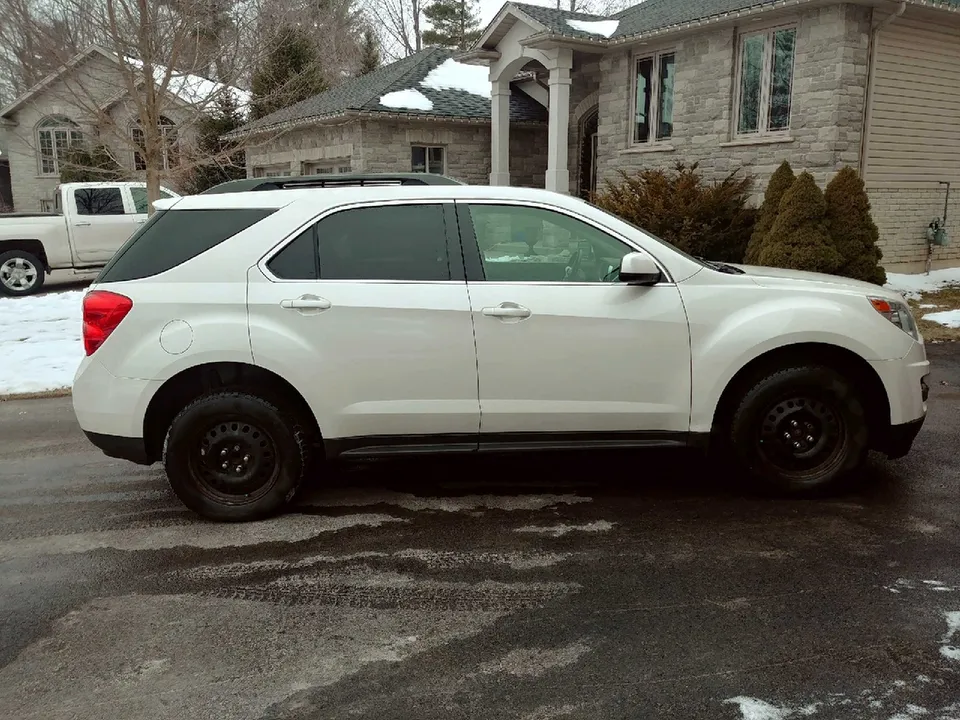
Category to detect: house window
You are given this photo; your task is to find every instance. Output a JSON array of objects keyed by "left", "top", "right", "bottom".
[
  {"left": 131, "top": 116, "right": 179, "bottom": 171},
  {"left": 411, "top": 146, "right": 444, "bottom": 174},
  {"left": 633, "top": 51, "right": 675, "bottom": 144},
  {"left": 37, "top": 115, "right": 83, "bottom": 176},
  {"left": 253, "top": 164, "right": 292, "bottom": 178},
  {"left": 303, "top": 160, "right": 352, "bottom": 175},
  {"left": 735, "top": 26, "right": 797, "bottom": 135}
]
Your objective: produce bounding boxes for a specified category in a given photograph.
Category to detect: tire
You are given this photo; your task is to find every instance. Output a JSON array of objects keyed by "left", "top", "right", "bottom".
[
  {"left": 163, "top": 391, "right": 311, "bottom": 521},
  {"left": 0, "top": 249, "right": 46, "bottom": 296},
  {"left": 728, "top": 365, "right": 869, "bottom": 494}
]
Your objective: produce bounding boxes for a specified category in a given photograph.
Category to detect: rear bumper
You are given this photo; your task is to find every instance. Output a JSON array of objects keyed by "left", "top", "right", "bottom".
[{"left": 82, "top": 430, "right": 154, "bottom": 466}]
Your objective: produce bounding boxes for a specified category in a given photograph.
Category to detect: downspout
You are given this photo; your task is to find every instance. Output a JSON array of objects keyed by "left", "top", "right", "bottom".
[{"left": 859, "top": 1, "right": 907, "bottom": 178}]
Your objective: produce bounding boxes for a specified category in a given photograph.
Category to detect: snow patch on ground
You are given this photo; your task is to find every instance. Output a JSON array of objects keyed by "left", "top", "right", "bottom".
[
  {"left": 923, "top": 309, "right": 960, "bottom": 329},
  {"left": 941, "top": 610, "right": 960, "bottom": 662},
  {"left": 306, "top": 489, "right": 591, "bottom": 513},
  {"left": 566, "top": 19, "right": 619, "bottom": 37},
  {"left": 0, "top": 290, "right": 83, "bottom": 395},
  {"left": 885, "top": 267, "right": 960, "bottom": 300},
  {"left": 477, "top": 641, "right": 591, "bottom": 677},
  {"left": 723, "top": 697, "right": 819, "bottom": 719},
  {"left": 379, "top": 88, "right": 434, "bottom": 111},
  {"left": 394, "top": 548, "right": 571, "bottom": 570},
  {"left": 515, "top": 520, "right": 614, "bottom": 537},
  {"left": 885, "top": 578, "right": 958, "bottom": 593},
  {"left": 420, "top": 58, "right": 490, "bottom": 98}
]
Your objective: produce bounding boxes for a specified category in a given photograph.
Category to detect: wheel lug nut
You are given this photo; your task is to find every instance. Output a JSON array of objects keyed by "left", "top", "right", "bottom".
[
  {"left": 243, "top": 455, "right": 250, "bottom": 463},
  {"left": 806, "top": 435, "right": 814, "bottom": 443},
  {"left": 793, "top": 441, "right": 802, "bottom": 449},
  {"left": 235, "top": 465, "right": 243, "bottom": 473},
  {"left": 220, "top": 448, "right": 227, "bottom": 457},
  {"left": 783, "top": 432, "right": 791, "bottom": 440},
  {"left": 222, "top": 462, "right": 228, "bottom": 469},
  {"left": 234, "top": 445, "right": 240, "bottom": 451}
]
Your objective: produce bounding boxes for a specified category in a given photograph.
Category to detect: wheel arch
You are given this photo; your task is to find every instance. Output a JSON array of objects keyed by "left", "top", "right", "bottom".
[
  {"left": 0, "top": 239, "right": 50, "bottom": 270},
  {"left": 711, "top": 342, "right": 891, "bottom": 443},
  {"left": 142, "top": 361, "right": 320, "bottom": 462}
]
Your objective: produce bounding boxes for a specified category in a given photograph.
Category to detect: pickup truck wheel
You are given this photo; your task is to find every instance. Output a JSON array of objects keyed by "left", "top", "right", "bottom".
[
  {"left": 162, "top": 391, "right": 310, "bottom": 522},
  {"left": 729, "top": 365, "right": 869, "bottom": 494},
  {"left": 0, "top": 250, "right": 45, "bottom": 296}
]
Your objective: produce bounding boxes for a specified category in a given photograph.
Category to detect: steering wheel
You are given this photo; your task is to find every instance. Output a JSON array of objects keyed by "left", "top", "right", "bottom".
[{"left": 564, "top": 249, "right": 583, "bottom": 281}]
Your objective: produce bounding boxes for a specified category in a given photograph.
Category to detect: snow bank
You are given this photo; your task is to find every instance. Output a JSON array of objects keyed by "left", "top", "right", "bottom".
[
  {"left": 420, "top": 59, "right": 490, "bottom": 98},
  {"left": 566, "top": 19, "right": 620, "bottom": 38},
  {"left": 0, "top": 290, "right": 83, "bottom": 395},
  {"left": 922, "top": 309, "right": 960, "bottom": 329},
  {"left": 885, "top": 267, "right": 960, "bottom": 300},
  {"left": 379, "top": 88, "right": 434, "bottom": 111}
]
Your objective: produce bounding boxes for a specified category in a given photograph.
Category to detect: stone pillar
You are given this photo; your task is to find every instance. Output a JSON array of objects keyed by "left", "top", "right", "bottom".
[
  {"left": 545, "top": 49, "right": 573, "bottom": 194},
  {"left": 490, "top": 78, "right": 511, "bottom": 186}
]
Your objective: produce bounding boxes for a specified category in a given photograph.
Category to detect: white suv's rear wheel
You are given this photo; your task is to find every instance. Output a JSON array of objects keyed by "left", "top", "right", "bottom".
[
  {"left": 729, "top": 365, "right": 869, "bottom": 493},
  {"left": 163, "top": 391, "right": 309, "bottom": 521}
]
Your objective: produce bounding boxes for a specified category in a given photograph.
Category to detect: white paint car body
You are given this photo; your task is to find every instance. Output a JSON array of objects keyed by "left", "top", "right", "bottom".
[{"left": 71, "top": 184, "right": 930, "bottom": 521}]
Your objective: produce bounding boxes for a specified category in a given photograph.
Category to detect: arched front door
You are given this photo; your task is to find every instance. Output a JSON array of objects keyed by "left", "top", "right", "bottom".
[{"left": 577, "top": 108, "right": 599, "bottom": 200}]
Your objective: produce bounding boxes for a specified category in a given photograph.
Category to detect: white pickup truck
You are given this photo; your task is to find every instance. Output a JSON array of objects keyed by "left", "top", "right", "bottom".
[{"left": 0, "top": 181, "right": 179, "bottom": 296}]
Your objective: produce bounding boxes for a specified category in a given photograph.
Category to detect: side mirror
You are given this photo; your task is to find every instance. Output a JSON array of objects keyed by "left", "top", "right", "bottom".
[{"left": 619, "top": 252, "right": 662, "bottom": 286}]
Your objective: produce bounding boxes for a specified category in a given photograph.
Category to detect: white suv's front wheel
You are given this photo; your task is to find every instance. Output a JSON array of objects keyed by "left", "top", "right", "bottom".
[
  {"left": 163, "top": 391, "right": 310, "bottom": 521},
  {"left": 729, "top": 365, "right": 870, "bottom": 493}
]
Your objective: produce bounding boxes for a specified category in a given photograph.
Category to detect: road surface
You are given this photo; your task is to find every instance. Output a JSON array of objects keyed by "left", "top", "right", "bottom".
[{"left": 1, "top": 346, "right": 958, "bottom": 719}]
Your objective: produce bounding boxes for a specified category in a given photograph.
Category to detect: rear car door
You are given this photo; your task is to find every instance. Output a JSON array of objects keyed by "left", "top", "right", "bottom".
[
  {"left": 70, "top": 186, "right": 136, "bottom": 264},
  {"left": 455, "top": 200, "right": 692, "bottom": 439},
  {"left": 247, "top": 200, "right": 480, "bottom": 452}
]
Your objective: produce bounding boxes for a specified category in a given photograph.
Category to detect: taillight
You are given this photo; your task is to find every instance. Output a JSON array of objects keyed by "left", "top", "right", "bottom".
[{"left": 83, "top": 290, "right": 133, "bottom": 355}]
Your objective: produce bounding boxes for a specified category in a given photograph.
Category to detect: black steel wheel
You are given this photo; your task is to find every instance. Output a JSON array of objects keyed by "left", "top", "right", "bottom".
[
  {"left": 164, "top": 391, "right": 310, "bottom": 521},
  {"left": 729, "top": 365, "right": 869, "bottom": 493}
]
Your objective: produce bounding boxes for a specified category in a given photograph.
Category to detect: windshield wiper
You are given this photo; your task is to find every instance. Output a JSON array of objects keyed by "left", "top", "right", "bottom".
[{"left": 695, "top": 256, "right": 745, "bottom": 275}]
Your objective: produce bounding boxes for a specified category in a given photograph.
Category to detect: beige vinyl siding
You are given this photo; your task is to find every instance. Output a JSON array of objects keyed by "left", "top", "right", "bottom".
[{"left": 865, "top": 16, "right": 960, "bottom": 186}]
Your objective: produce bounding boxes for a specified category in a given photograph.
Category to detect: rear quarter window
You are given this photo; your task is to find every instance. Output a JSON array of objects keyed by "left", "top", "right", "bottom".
[{"left": 96, "top": 208, "right": 277, "bottom": 283}]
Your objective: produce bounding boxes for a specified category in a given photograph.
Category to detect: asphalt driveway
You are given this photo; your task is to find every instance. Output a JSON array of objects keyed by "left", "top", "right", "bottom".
[{"left": 0, "top": 345, "right": 958, "bottom": 720}]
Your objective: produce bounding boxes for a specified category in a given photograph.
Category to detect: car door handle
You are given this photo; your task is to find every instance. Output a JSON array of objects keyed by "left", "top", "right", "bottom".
[
  {"left": 74, "top": 221, "right": 91, "bottom": 227},
  {"left": 135, "top": 219, "right": 146, "bottom": 224},
  {"left": 281, "top": 297, "right": 331, "bottom": 309},
  {"left": 482, "top": 303, "right": 531, "bottom": 319}
]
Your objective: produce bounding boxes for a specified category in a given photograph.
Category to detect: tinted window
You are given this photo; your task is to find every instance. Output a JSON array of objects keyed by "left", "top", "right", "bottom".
[
  {"left": 267, "top": 228, "right": 318, "bottom": 280},
  {"left": 130, "top": 187, "right": 174, "bottom": 214},
  {"left": 74, "top": 187, "right": 125, "bottom": 215},
  {"left": 96, "top": 208, "right": 276, "bottom": 283},
  {"left": 315, "top": 204, "right": 449, "bottom": 281},
  {"left": 468, "top": 204, "right": 633, "bottom": 283}
]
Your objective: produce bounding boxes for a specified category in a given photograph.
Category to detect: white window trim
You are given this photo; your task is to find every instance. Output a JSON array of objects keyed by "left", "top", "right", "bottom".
[
  {"left": 253, "top": 164, "right": 293, "bottom": 178},
  {"left": 732, "top": 22, "right": 798, "bottom": 139},
  {"left": 303, "top": 159, "right": 353, "bottom": 175},
  {"left": 36, "top": 119, "right": 83, "bottom": 176},
  {"left": 411, "top": 145, "right": 446, "bottom": 175},
  {"left": 131, "top": 118, "right": 179, "bottom": 172},
  {"left": 629, "top": 48, "right": 676, "bottom": 146}
]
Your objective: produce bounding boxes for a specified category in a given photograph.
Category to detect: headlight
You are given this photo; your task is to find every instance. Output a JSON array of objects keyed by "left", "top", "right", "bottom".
[{"left": 868, "top": 296, "right": 920, "bottom": 340}]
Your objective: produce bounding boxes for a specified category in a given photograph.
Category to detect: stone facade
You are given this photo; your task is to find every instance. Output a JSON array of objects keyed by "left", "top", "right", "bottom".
[
  {"left": 3, "top": 52, "right": 197, "bottom": 211},
  {"left": 246, "top": 117, "right": 548, "bottom": 188},
  {"left": 595, "top": 5, "right": 871, "bottom": 200}
]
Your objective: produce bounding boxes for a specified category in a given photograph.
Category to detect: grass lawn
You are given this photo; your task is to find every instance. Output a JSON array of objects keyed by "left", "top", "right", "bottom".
[{"left": 909, "top": 285, "right": 960, "bottom": 342}]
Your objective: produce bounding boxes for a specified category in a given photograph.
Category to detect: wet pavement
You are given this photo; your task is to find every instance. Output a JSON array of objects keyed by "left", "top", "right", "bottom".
[{"left": 0, "top": 345, "right": 958, "bottom": 719}]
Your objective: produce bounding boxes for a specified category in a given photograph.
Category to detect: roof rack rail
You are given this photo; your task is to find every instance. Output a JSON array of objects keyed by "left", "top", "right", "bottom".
[{"left": 200, "top": 173, "right": 465, "bottom": 194}]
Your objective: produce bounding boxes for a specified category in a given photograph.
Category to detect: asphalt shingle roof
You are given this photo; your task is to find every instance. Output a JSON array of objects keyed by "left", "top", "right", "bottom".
[{"left": 239, "top": 48, "right": 547, "bottom": 134}]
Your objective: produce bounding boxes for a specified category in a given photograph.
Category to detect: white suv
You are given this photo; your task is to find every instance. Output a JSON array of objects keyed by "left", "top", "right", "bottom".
[{"left": 72, "top": 185, "right": 930, "bottom": 521}]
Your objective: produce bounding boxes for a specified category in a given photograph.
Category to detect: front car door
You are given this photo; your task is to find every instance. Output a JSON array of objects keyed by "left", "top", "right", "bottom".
[
  {"left": 247, "top": 200, "right": 480, "bottom": 455},
  {"left": 69, "top": 186, "right": 136, "bottom": 264},
  {"left": 455, "top": 200, "right": 692, "bottom": 441}
]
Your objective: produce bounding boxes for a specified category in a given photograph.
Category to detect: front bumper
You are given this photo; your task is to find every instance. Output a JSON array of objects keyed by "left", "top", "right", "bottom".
[{"left": 82, "top": 430, "right": 153, "bottom": 465}]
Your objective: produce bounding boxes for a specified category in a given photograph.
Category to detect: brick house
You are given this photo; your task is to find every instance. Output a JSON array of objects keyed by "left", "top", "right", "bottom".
[
  {"left": 234, "top": 47, "right": 550, "bottom": 187},
  {"left": 0, "top": 45, "right": 247, "bottom": 212},
  {"left": 456, "top": 0, "right": 960, "bottom": 271}
]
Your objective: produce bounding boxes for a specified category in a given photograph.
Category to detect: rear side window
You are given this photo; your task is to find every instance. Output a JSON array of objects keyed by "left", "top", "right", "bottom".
[
  {"left": 96, "top": 208, "right": 276, "bottom": 283},
  {"left": 264, "top": 204, "right": 450, "bottom": 282},
  {"left": 75, "top": 187, "right": 125, "bottom": 215}
]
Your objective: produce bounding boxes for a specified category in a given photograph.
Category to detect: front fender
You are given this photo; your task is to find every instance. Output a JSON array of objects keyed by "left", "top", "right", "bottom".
[{"left": 687, "top": 294, "right": 913, "bottom": 433}]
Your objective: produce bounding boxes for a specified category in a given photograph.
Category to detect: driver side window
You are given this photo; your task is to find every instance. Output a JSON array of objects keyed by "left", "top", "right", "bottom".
[{"left": 467, "top": 204, "right": 634, "bottom": 283}]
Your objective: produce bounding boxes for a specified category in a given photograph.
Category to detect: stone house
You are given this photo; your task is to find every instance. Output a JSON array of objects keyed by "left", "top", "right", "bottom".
[
  {"left": 455, "top": 0, "right": 960, "bottom": 271},
  {"left": 234, "top": 47, "right": 549, "bottom": 187},
  {"left": 0, "top": 45, "right": 247, "bottom": 212}
]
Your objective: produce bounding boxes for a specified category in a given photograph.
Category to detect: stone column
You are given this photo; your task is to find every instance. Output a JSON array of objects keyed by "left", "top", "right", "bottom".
[
  {"left": 490, "top": 78, "right": 511, "bottom": 186},
  {"left": 545, "top": 50, "right": 573, "bottom": 194}
]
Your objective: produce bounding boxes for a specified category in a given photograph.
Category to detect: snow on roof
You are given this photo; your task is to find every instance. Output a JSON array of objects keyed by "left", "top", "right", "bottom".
[
  {"left": 123, "top": 57, "right": 251, "bottom": 111},
  {"left": 379, "top": 88, "right": 434, "bottom": 111},
  {"left": 420, "top": 58, "right": 490, "bottom": 99},
  {"left": 566, "top": 19, "right": 620, "bottom": 38}
]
